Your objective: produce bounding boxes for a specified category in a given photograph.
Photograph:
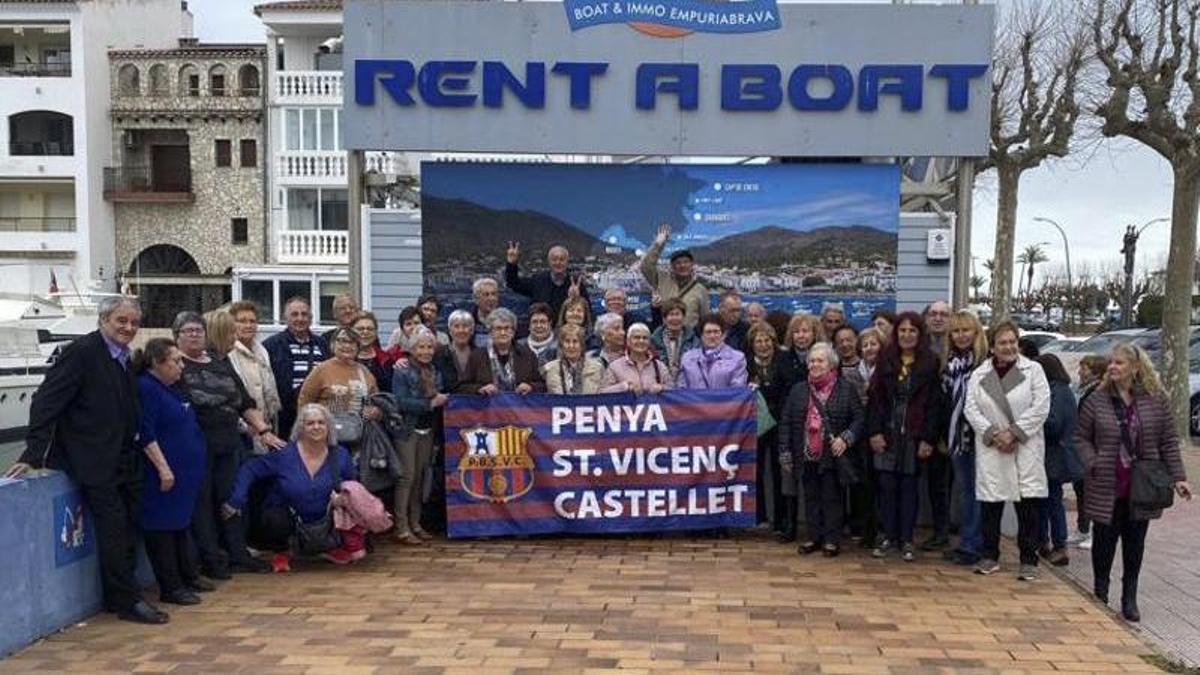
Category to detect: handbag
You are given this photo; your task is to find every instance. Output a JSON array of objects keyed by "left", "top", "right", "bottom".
[
  {"left": 1110, "top": 397, "right": 1174, "bottom": 512},
  {"left": 331, "top": 365, "right": 370, "bottom": 443},
  {"left": 291, "top": 508, "right": 341, "bottom": 556},
  {"left": 812, "top": 388, "right": 860, "bottom": 486}
]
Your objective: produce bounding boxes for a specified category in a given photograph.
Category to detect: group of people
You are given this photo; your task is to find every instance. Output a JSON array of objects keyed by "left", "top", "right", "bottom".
[{"left": 3, "top": 232, "right": 1193, "bottom": 629}]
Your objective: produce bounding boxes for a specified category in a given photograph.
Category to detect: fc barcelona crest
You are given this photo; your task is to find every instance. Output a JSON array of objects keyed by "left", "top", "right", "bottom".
[{"left": 458, "top": 425, "right": 536, "bottom": 503}]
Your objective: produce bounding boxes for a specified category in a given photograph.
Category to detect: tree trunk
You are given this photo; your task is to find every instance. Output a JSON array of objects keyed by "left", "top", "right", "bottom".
[
  {"left": 990, "top": 165, "right": 1021, "bottom": 325},
  {"left": 1162, "top": 163, "right": 1199, "bottom": 442}
]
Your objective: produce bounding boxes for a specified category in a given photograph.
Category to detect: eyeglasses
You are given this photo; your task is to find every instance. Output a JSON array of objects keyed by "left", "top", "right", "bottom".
[{"left": 178, "top": 327, "right": 205, "bottom": 336}]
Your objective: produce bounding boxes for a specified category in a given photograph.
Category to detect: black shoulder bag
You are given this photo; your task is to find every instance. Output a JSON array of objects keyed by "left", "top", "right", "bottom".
[
  {"left": 1110, "top": 396, "right": 1174, "bottom": 512},
  {"left": 812, "top": 389, "right": 859, "bottom": 486}
]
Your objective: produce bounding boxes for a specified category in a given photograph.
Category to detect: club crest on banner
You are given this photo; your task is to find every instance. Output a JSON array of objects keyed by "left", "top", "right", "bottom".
[{"left": 458, "top": 425, "right": 536, "bottom": 503}]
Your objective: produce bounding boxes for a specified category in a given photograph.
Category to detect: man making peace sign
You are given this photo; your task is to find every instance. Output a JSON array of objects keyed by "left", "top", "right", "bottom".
[{"left": 504, "top": 242, "right": 589, "bottom": 317}]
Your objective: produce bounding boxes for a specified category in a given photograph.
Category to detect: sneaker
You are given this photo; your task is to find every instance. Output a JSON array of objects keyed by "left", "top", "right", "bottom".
[
  {"left": 1046, "top": 548, "right": 1070, "bottom": 567},
  {"left": 1066, "top": 530, "right": 1088, "bottom": 545},
  {"left": 974, "top": 558, "right": 1000, "bottom": 575},
  {"left": 871, "top": 539, "right": 894, "bottom": 558},
  {"left": 321, "top": 547, "right": 355, "bottom": 565},
  {"left": 270, "top": 553, "right": 291, "bottom": 573},
  {"left": 919, "top": 534, "right": 949, "bottom": 551},
  {"left": 1078, "top": 533, "right": 1092, "bottom": 550},
  {"left": 901, "top": 543, "right": 916, "bottom": 562},
  {"left": 1018, "top": 564, "right": 1039, "bottom": 581}
]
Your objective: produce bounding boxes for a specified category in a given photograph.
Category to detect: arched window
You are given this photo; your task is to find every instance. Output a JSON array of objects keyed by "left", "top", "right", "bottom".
[
  {"left": 117, "top": 64, "right": 140, "bottom": 97},
  {"left": 179, "top": 64, "right": 199, "bottom": 97},
  {"left": 209, "top": 64, "right": 227, "bottom": 97},
  {"left": 148, "top": 63, "right": 169, "bottom": 96},
  {"left": 237, "top": 63, "right": 260, "bottom": 97},
  {"left": 8, "top": 110, "right": 74, "bottom": 155}
]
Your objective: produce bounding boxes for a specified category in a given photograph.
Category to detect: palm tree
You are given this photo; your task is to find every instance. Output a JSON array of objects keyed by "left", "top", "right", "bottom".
[
  {"left": 1016, "top": 245, "right": 1049, "bottom": 300},
  {"left": 970, "top": 275, "right": 987, "bottom": 302},
  {"left": 982, "top": 259, "right": 996, "bottom": 301}
]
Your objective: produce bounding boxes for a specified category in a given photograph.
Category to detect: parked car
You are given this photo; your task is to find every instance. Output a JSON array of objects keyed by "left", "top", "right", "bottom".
[
  {"left": 1040, "top": 337, "right": 1085, "bottom": 354},
  {"left": 1011, "top": 312, "right": 1061, "bottom": 332},
  {"left": 1018, "top": 331, "right": 1065, "bottom": 352}
]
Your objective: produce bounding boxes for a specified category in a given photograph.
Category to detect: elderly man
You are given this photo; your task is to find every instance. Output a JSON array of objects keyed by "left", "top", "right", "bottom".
[
  {"left": 640, "top": 223, "right": 709, "bottom": 328},
  {"left": 820, "top": 302, "right": 847, "bottom": 338},
  {"left": 471, "top": 277, "right": 500, "bottom": 349},
  {"left": 924, "top": 300, "right": 951, "bottom": 354},
  {"left": 263, "top": 296, "right": 329, "bottom": 436},
  {"left": 745, "top": 302, "right": 767, "bottom": 326},
  {"left": 320, "top": 293, "right": 359, "bottom": 345},
  {"left": 603, "top": 287, "right": 645, "bottom": 330},
  {"left": 920, "top": 298, "right": 953, "bottom": 553},
  {"left": 505, "top": 241, "right": 588, "bottom": 316},
  {"left": 718, "top": 291, "right": 750, "bottom": 351},
  {"left": 5, "top": 297, "right": 168, "bottom": 625}
]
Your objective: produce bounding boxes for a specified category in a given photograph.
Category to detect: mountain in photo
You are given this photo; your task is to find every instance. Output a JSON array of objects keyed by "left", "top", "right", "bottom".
[
  {"left": 689, "top": 225, "right": 896, "bottom": 268},
  {"left": 422, "top": 196, "right": 616, "bottom": 264}
]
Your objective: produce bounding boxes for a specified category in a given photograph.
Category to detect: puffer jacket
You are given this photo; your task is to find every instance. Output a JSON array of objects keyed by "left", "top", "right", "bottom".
[{"left": 357, "top": 392, "right": 403, "bottom": 493}]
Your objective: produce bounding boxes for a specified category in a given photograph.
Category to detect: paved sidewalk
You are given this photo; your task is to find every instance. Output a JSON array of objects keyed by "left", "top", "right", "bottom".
[
  {"left": 2, "top": 531, "right": 1163, "bottom": 674},
  {"left": 1057, "top": 448, "right": 1200, "bottom": 669}
]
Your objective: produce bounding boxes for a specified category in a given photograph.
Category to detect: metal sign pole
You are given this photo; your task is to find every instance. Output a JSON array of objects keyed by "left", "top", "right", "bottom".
[{"left": 348, "top": 149, "right": 364, "bottom": 304}]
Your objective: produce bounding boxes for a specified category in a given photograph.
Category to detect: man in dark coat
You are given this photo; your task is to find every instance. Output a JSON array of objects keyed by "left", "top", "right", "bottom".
[
  {"left": 263, "top": 296, "right": 329, "bottom": 435},
  {"left": 504, "top": 241, "right": 588, "bottom": 317},
  {"left": 5, "top": 296, "right": 168, "bottom": 625}
]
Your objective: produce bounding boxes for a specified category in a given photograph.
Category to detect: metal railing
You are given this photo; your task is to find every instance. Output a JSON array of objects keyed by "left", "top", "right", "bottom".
[
  {"left": 8, "top": 141, "right": 73, "bottom": 156},
  {"left": 0, "top": 60, "right": 71, "bottom": 77},
  {"left": 0, "top": 216, "right": 75, "bottom": 232},
  {"left": 274, "top": 71, "right": 342, "bottom": 104},
  {"left": 103, "top": 166, "right": 191, "bottom": 195}
]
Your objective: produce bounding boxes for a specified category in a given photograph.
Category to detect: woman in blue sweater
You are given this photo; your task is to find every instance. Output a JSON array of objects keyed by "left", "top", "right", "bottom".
[
  {"left": 1036, "top": 354, "right": 1082, "bottom": 566},
  {"left": 224, "top": 403, "right": 361, "bottom": 570}
]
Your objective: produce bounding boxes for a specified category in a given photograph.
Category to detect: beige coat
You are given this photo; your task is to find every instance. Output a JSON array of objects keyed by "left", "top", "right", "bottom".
[
  {"left": 229, "top": 339, "right": 282, "bottom": 452},
  {"left": 639, "top": 240, "right": 709, "bottom": 328},
  {"left": 541, "top": 357, "right": 604, "bottom": 395},
  {"left": 963, "top": 356, "right": 1050, "bottom": 502}
]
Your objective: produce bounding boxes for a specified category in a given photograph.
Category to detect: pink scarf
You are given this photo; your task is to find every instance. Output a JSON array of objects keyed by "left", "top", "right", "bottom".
[{"left": 806, "top": 370, "right": 837, "bottom": 458}]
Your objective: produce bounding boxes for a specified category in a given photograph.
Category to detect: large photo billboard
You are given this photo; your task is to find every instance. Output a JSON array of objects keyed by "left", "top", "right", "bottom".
[{"left": 422, "top": 162, "right": 899, "bottom": 328}]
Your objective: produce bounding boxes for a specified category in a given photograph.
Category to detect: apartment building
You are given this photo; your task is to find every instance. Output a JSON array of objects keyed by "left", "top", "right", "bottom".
[{"left": 0, "top": 0, "right": 192, "bottom": 296}]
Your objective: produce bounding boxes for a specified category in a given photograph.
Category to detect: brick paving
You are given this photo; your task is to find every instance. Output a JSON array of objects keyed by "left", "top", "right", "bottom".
[
  {"left": 2, "top": 531, "right": 1166, "bottom": 674},
  {"left": 1057, "top": 447, "right": 1200, "bottom": 669}
]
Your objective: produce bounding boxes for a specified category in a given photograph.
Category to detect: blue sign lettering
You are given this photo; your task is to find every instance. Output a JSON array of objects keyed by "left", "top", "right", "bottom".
[{"left": 353, "top": 59, "right": 988, "bottom": 113}]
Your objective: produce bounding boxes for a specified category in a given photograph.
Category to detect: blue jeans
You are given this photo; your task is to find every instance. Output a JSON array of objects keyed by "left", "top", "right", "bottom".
[
  {"left": 952, "top": 451, "right": 981, "bottom": 556},
  {"left": 1040, "top": 481, "right": 1068, "bottom": 549}
]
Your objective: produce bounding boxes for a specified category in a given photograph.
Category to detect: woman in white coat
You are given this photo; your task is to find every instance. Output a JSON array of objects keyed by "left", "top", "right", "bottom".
[{"left": 963, "top": 320, "right": 1050, "bottom": 581}]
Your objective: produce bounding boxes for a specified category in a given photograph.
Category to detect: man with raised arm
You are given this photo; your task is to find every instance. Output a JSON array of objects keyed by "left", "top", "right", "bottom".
[{"left": 639, "top": 223, "right": 709, "bottom": 328}]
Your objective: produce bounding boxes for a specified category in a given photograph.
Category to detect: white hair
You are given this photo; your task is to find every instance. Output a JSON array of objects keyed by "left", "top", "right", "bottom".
[
  {"left": 97, "top": 295, "right": 141, "bottom": 323},
  {"left": 626, "top": 322, "right": 651, "bottom": 339},
  {"left": 291, "top": 403, "right": 338, "bottom": 446},
  {"left": 472, "top": 277, "right": 498, "bottom": 296},
  {"left": 411, "top": 326, "right": 437, "bottom": 347},
  {"left": 808, "top": 341, "right": 839, "bottom": 368},
  {"left": 447, "top": 309, "right": 475, "bottom": 328},
  {"left": 821, "top": 302, "right": 845, "bottom": 315},
  {"left": 595, "top": 312, "right": 624, "bottom": 335},
  {"left": 486, "top": 307, "right": 518, "bottom": 330}
]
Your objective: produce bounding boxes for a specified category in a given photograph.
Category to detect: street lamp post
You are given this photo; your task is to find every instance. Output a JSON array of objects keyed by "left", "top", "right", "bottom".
[{"left": 1033, "top": 217, "right": 1073, "bottom": 329}]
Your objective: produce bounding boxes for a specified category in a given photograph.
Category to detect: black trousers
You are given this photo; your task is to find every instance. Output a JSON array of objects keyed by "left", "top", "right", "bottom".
[
  {"left": 1091, "top": 498, "right": 1149, "bottom": 600},
  {"left": 848, "top": 451, "right": 877, "bottom": 542},
  {"left": 1072, "top": 480, "right": 1090, "bottom": 533},
  {"left": 143, "top": 529, "right": 200, "bottom": 595},
  {"left": 877, "top": 471, "right": 918, "bottom": 544},
  {"left": 801, "top": 463, "right": 844, "bottom": 545},
  {"left": 924, "top": 451, "right": 952, "bottom": 537},
  {"left": 246, "top": 505, "right": 294, "bottom": 553},
  {"left": 980, "top": 498, "right": 1044, "bottom": 565},
  {"left": 80, "top": 478, "right": 143, "bottom": 611},
  {"left": 191, "top": 450, "right": 253, "bottom": 572}
]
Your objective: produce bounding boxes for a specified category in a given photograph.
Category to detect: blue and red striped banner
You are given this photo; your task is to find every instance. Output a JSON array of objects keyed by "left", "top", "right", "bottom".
[{"left": 443, "top": 389, "right": 757, "bottom": 538}]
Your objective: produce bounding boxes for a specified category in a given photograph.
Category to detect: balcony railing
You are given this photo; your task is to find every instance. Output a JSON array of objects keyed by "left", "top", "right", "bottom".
[
  {"left": 274, "top": 70, "right": 342, "bottom": 105},
  {"left": 9, "top": 141, "right": 73, "bottom": 156},
  {"left": 0, "top": 216, "right": 75, "bottom": 232},
  {"left": 277, "top": 229, "right": 348, "bottom": 264},
  {"left": 103, "top": 166, "right": 193, "bottom": 202},
  {"left": 0, "top": 60, "right": 71, "bottom": 77},
  {"left": 276, "top": 150, "right": 401, "bottom": 183}
]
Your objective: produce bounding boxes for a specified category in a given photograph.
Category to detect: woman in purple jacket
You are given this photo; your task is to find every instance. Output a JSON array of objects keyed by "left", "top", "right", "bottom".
[{"left": 677, "top": 315, "right": 749, "bottom": 390}]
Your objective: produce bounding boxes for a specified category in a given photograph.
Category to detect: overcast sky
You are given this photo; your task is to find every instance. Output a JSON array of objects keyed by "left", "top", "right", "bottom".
[{"left": 194, "top": 0, "right": 1186, "bottom": 281}]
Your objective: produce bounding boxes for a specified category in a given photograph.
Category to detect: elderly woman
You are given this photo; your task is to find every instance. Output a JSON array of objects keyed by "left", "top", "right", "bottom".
[
  {"left": 867, "top": 312, "right": 944, "bottom": 562},
  {"left": 173, "top": 311, "right": 282, "bottom": 578},
  {"left": 557, "top": 295, "right": 593, "bottom": 331},
  {"left": 773, "top": 313, "right": 823, "bottom": 398},
  {"left": 228, "top": 301, "right": 282, "bottom": 456},
  {"left": 298, "top": 327, "right": 380, "bottom": 447},
  {"left": 779, "top": 343, "right": 864, "bottom": 557},
  {"left": 590, "top": 312, "right": 627, "bottom": 367},
  {"left": 677, "top": 315, "right": 748, "bottom": 390},
  {"left": 601, "top": 323, "right": 672, "bottom": 394},
  {"left": 747, "top": 322, "right": 785, "bottom": 533},
  {"left": 224, "top": 403, "right": 363, "bottom": 569},
  {"left": 1074, "top": 344, "right": 1192, "bottom": 622},
  {"left": 520, "top": 302, "right": 558, "bottom": 367},
  {"left": 651, "top": 298, "right": 698, "bottom": 381},
  {"left": 1070, "top": 354, "right": 1112, "bottom": 549},
  {"left": 134, "top": 338, "right": 213, "bottom": 605},
  {"left": 392, "top": 328, "right": 450, "bottom": 544},
  {"left": 1036, "top": 354, "right": 1081, "bottom": 567},
  {"left": 941, "top": 310, "right": 989, "bottom": 566},
  {"left": 442, "top": 309, "right": 479, "bottom": 380},
  {"left": 459, "top": 308, "right": 545, "bottom": 395},
  {"left": 848, "top": 326, "right": 885, "bottom": 548},
  {"left": 963, "top": 320, "right": 1050, "bottom": 580},
  {"left": 388, "top": 306, "right": 424, "bottom": 352},
  {"left": 543, "top": 324, "right": 604, "bottom": 395},
  {"left": 352, "top": 311, "right": 399, "bottom": 393},
  {"left": 417, "top": 295, "right": 451, "bottom": 346}
]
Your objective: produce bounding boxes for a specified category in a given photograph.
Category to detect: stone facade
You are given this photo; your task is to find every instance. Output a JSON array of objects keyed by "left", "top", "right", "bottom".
[{"left": 107, "top": 42, "right": 267, "bottom": 277}]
